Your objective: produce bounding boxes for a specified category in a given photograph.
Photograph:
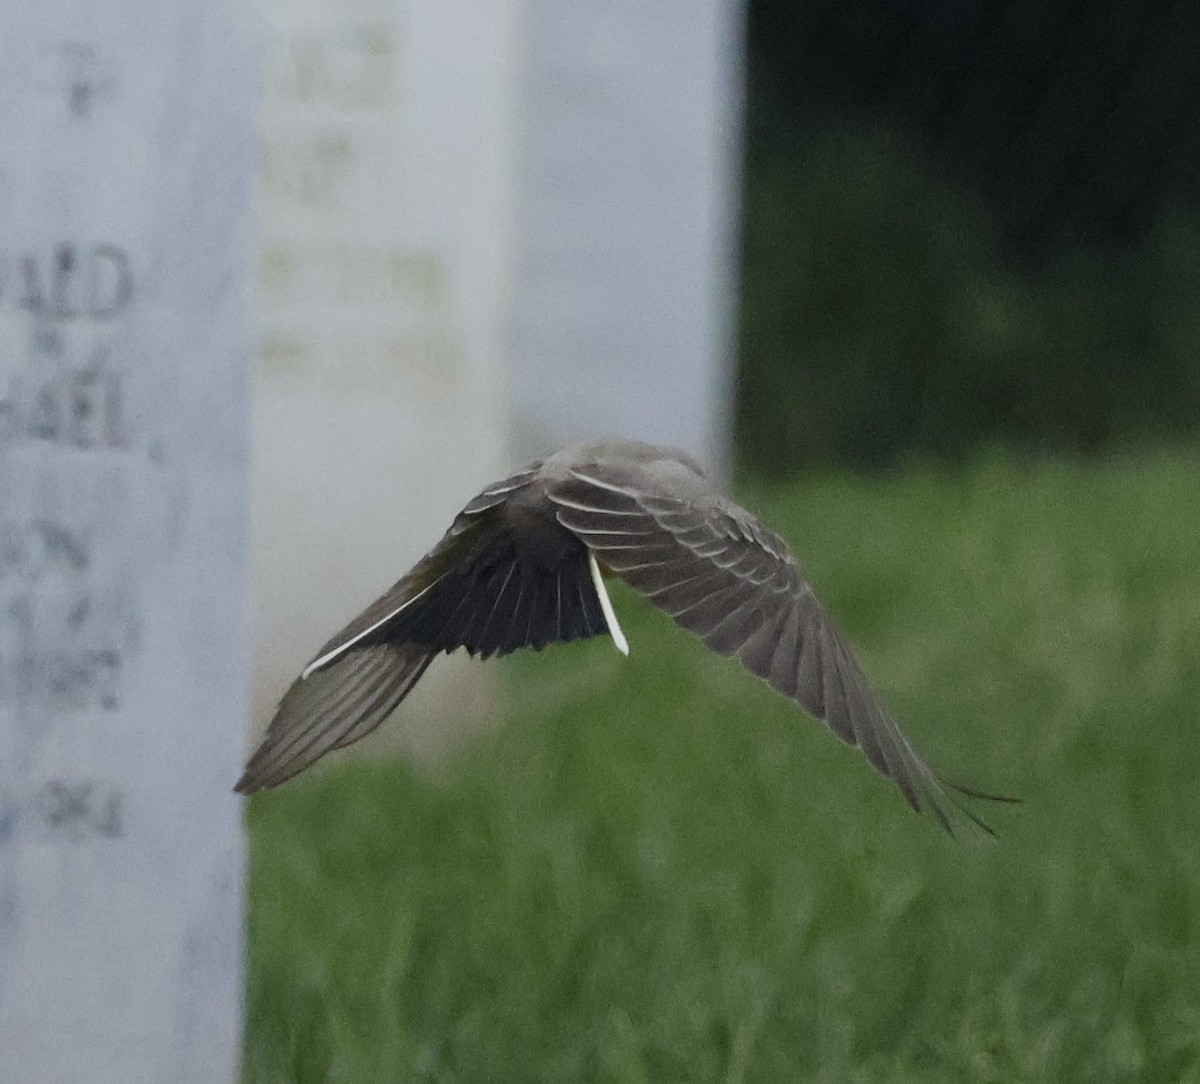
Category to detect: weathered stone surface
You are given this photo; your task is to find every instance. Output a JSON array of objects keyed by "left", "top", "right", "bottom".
[{"left": 0, "top": 3, "right": 256, "bottom": 1080}]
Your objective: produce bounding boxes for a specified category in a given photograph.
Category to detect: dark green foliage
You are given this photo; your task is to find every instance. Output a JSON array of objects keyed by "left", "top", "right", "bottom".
[
  {"left": 244, "top": 452, "right": 1200, "bottom": 1082},
  {"left": 736, "top": 126, "right": 1200, "bottom": 473}
]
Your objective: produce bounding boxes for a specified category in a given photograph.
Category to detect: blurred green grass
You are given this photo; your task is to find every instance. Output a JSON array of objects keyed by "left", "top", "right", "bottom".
[{"left": 243, "top": 450, "right": 1200, "bottom": 1083}]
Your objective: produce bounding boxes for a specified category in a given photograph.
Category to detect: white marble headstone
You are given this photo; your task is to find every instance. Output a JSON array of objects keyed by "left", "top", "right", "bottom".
[
  {"left": 513, "top": 0, "right": 745, "bottom": 476},
  {"left": 253, "top": 0, "right": 516, "bottom": 756},
  {"left": 0, "top": 2, "right": 256, "bottom": 1081}
]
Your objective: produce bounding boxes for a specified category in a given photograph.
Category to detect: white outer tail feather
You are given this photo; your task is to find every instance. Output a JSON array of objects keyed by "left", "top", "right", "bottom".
[{"left": 588, "top": 550, "right": 630, "bottom": 655}]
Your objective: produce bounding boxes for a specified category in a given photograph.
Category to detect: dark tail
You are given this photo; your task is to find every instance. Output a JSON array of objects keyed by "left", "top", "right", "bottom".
[{"left": 373, "top": 533, "right": 607, "bottom": 659}]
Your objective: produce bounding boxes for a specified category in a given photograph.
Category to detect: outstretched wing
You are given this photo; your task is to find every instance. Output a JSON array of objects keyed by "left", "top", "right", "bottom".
[
  {"left": 301, "top": 463, "right": 547, "bottom": 675},
  {"left": 548, "top": 463, "right": 1008, "bottom": 833},
  {"left": 235, "top": 643, "right": 434, "bottom": 793},
  {"left": 237, "top": 461, "right": 610, "bottom": 793}
]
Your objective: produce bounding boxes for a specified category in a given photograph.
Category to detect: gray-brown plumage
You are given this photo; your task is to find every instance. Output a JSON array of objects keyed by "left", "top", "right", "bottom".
[{"left": 237, "top": 439, "right": 1010, "bottom": 832}]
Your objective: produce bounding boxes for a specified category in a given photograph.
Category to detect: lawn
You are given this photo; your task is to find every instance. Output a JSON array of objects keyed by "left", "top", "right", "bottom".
[{"left": 242, "top": 450, "right": 1200, "bottom": 1083}]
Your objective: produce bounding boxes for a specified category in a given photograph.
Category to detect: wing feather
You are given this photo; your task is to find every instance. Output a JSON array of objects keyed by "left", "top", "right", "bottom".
[
  {"left": 703, "top": 601, "right": 766, "bottom": 658},
  {"left": 240, "top": 459, "right": 608, "bottom": 793},
  {"left": 548, "top": 463, "right": 1008, "bottom": 831},
  {"left": 763, "top": 605, "right": 802, "bottom": 697},
  {"left": 235, "top": 644, "right": 433, "bottom": 793}
]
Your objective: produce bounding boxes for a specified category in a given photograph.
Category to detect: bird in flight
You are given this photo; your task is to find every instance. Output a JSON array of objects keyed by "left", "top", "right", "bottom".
[{"left": 237, "top": 439, "right": 1011, "bottom": 832}]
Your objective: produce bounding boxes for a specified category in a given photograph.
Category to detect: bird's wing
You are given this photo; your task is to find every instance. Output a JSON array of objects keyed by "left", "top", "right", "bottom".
[
  {"left": 548, "top": 463, "right": 1004, "bottom": 833},
  {"left": 235, "top": 643, "right": 433, "bottom": 793},
  {"left": 305, "top": 462, "right": 608, "bottom": 663},
  {"left": 237, "top": 460, "right": 610, "bottom": 792},
  {"left": 302, "top": 463, "right": 547, "bottom": 674}
]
